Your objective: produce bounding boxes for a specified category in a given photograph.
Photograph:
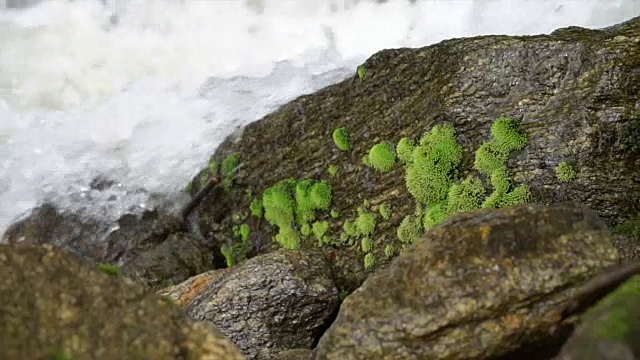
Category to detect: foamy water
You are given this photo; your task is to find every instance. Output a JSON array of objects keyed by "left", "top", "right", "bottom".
[{"left": 0, "top": 0, "right": 637, "bottom": 233}]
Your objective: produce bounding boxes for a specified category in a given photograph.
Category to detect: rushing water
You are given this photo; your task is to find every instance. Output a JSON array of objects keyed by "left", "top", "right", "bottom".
[{"left": 0, "top": 0, "right": 637, "bottom": 233}]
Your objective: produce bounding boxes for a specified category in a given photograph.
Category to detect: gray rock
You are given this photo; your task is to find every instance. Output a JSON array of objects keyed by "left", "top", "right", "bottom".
[
  {"left": 313, "top": 202, "right": 619, "bottom": 359},
  {"left": 164, "top": 249, "right": 339, "bottom": 360},
  {"left": 0, "top": 243, "right": 245, "bottom": 360}
]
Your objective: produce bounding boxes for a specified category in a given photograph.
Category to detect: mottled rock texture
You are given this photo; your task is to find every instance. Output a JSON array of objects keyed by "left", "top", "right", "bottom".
[
  {"left": 0, "top": 244, "right": 244, "bottom": 360},
  {"left": 313, "top": 202, "right": 619, "bottom": 360},
  {"left": 161, "top": 249, "right": 339, "bottom": 360}
]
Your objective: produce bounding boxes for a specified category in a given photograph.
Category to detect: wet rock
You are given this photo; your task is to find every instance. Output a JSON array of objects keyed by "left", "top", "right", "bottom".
[
  {"left": 1, "top": 203, "right": 213, "bottom": 290},
  {"left": 556, "top": 275, "right": 640, "bottom": 360},
  {"left": 313, "top": 202, "right": 619, "bottom": 360},
  {"left": 161, "top": 249, "right": 340, "bottom": 360},
  {"left": 0, "top": 243, "right": 244, "bottom": 360},
  {"left": 192, "top": 16, "right": 640, "bottom": 296}
]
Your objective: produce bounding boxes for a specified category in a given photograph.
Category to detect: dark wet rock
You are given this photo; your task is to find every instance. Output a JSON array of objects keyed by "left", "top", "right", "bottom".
[
  {"left": 161, "top": 249, "right": 340, "bottom": 360},
  {"left": 1, "top": 204, "right": 213, "bottom": 290},
  {"left": 0, "top": 243, "right": 245, "bottom": 360},
  {"left": 556, "top": 275, "right": 640, "bottom": 360},
  {"left": 190, "top": 16, "right": 640, "bottom": 296},
  {"left": 277, "top": 349, "right": 313, "bottom": 360},
  {"left": 313, "top": 202, "right": 619, "bottom": 360}
]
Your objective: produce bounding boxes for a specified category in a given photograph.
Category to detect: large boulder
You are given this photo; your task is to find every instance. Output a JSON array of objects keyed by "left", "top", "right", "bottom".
[
  {"left": 189, "top": 16, "right": 640, "bottom": 295},
  {"left": 312, "top": 202, "right": 619, "bottom": 359},
  {"left": 0, "top": 243, "right": 244, "bottom": 360},
  {"left": 159, "top": 249, "right": 340, "bottom": 360}
]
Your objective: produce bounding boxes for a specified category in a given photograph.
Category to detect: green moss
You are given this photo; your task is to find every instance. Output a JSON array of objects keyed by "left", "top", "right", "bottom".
[
  {"left": 379, "top": 203, "right": 392, "bottom": 220},
  {"left": 310, "top": 181, "right": 332, "bottom": 210},
  {"left": 331, "top": 209, "right": 340, "bottom": 218},
  {"left": 328, "top": 165, "right": 338, "bottom": 177},
  {"left": 446, "top": 176, "right": 485, "bottom": 214},
  {"left": 275, "top": 225, "right": 300, "bottom": 250},
  {"left": 406, "top": 123, "right": 463, "bottom": 204},
  {"left": 300, "top": 223, "right": 311, "bottom": 237},
  {"left": 250, "top": 198, "right": 263, "bottom": 218},
  {"left": 333, "top": 127, "right": 352, "bottom": 151},
  {"left": 363, "top": 253, "right": 376, "bottom": 269},
  {"left": 220, "top": 153, "right": 240, "bottom": 191},
  {"left": 239, "top": 223, "right": 250, "bottom": 241},
  {"left": 397, "top": 215, "right": 423, "bottom": 244},
  {"left": 312, "top": 221, "right": 330, "bottom": 243},
  {"left": 396, "top": 137, "right": 416, "bottom": 164},
  {"left": 357, "top": 65, "right": 366, "bottom": 80},
  {"left": 556, "top": 162, "right": 577, "bottom": 182},
  {"left": 98, "top": 263, "right": 121, "bottom": 276},
  {"left": 384, "top": 244, "right": 395, "bottom": 258},
  {"left": 423, "top": 201, "right": 448, "bottom": 231},
  {"left": 343, "top": 220, "right": 359, "bottom": 237},
  {"left": 208, "top": 158, "right": 219, "bottom": 176},
  {"left": 474, "top": 142, "right": 508, "bottom": 176},
  {"left": 295, "top": 179, "right": 316, "bottom": 224},
  {"left": 220, "top": 244, "right": 235, "bottom": 268},
  {"left": 367, "top": 141, "right": 397, "bottom": 172},
  {"left": 361, "top": 237, "right": 373, "bottom": 253},
  {"left": 491, "top": 117, "right": 528, "bottom": 153},
  {"left": 614, "top": 216, "right": 640, "bottom": 238},
  {"left": 356, "top": 211, "right": 377, "bottom": 236},
  {"left": 588, "top": 275, "right": 640, "bottom": 341}
]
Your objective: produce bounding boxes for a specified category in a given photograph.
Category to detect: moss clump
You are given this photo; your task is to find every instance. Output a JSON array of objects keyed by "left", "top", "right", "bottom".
[
  {"left": 220, "top": 244, "right": 235, "bottom": 268},
  {"left": 397, "top": 215, "right": 422, "bottom": 244},
  {"left": 446, "top": 176, "right": 485, "bottom": 214},
  {"left": 396, "top": 137, "right": 416, "bottom": 164},
  {"left": 261, "top": 178, "right": 333, "bottom": 250},
  {"left": 98, "top": 263, "right": 121, "bottom": 276},
  {"left": 330, "top": 209, "right": 340, "bottom": 218},
  {"left": 328, "top": 165, "right": 338, "bottom": 177},
  {"left": 384, "top": 244, "right": 395, "bottom": 258},
  {"left": 355, "top": 209, "right": 377, "bottom": 236},
  {"left": 367, "top": 141, "right": 397, "bottom": 172},
  {"left": 312, "top": 221, "right": 330, "bottom": 243},
  {"left": 556, "top": 162, "right": 577, "bottom": 182},
  {"left": 379, "top": 204, "right": 392, "bottom": 220},
  {"left": 406, "top": 123, "right": 463, "bottom": 205},
  {"left": 357, "top": 65, "right": 366, "bottom": 80},
  {"left": 208, "top": 158, "right": 219, "bottom": 176},
  {"left": 361, "top": 237, "right": 373, "bottom": 253},
  {"left": 586, "top": 275, "right": 640, "bottom": 342},
  {"left": 363, "top": 253, "right": 376, "bottom": 269},
  {"left": 250, "top": 198, "right": 263, "bottom": 217},
  {"left": 333, "top": 128, "right": 352, "bottom": 151},
  {"left": 221, "top": 153, "right": 240, "bottom": 191},
  {"left": 239, "top": 223, "right": 250, "bottom": 242},
  {"left": 423, "top": 201, "right": 448, "bottom": 231}
]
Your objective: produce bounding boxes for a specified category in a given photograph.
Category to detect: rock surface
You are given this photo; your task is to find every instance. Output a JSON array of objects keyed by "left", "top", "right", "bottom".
[
  {"left": 160, "top": 249, "right": 340, "bottom": 360},
  {"left": 1, "top": 204, "right": 213, "bottom": 290},
  {"left": 312, "top": 202, "right": 619, "bottom": 359},
  {"left": 556, "top": 275, "right": 640, "bottom": 360},
  {"left": 0, "top": 244, "right": 244, "bottom": 360},
  {"left": 191, "top": 16, "right": 640, "bottom": 295}
]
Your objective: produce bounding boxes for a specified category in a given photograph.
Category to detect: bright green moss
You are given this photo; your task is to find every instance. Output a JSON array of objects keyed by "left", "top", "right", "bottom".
[
  {"left": 250, "top": 198, "right": 263, "bottom": 217},
  {"left": 367, "top": 141, "right": 397, "bottom": 172},
  {"left": 312, "top": 221, "right": 330, "bottom": 243},
  {"left": 406, "top": 124, "right": 463, "bottom": 204},
  {"left": 356, "top": 211, "right": 377, "bottom": 236},
  {"left": 491, "top": 118, "right": 527, "bottom": 153},
  {"left": 331, "top": 209, "right": 340, "bottom": 218},
  {"left": 357, "top": 65, "right": 366, "bottom": 80},
  {"left": 396, "top": 137, "right": 416, "bottom": 164},
  {"left": 588, "top": 275, "right": 640, "bottom": 341},
  {"left": 310, "top": 181, "right": 332, "bottom": 210},
  {"left": 275, "top": 225, "right": 300, "bottom": 250},
  {"left": 221, "top": 153, "right": 240, "bottom": 190},
  {"left": 295, "top": 179, "right": 316, "bottom": 224},
  {"left": 447, "top": 176, "right": 485, "bottom": 214},
  {"left": 300, "top": 223, "right": 311, "bottom": 237},
  {"left": 333, "top": 127, "right": 352, "bottom": 151},
  {"left": 343, "top": 220, "right": 359, "bottom": 237},
  {"left": 424, "top": 201, "right": 448, "bottom": 230},
  {"left": 328, "top": 165, "right": 338, "bottom": 177},
  {"left": 239, "top": 223, "right": 250, "bottom": 242},
  {"left": 397, "top": 215, "right": 423, "bottom": 244},
  {"left": 556, "top": 162, "right": 577, "bottom": 182},
  {"left": 363, "top": 253, "right": 376, "bottom": 269},
  {"left": 384, "top": 244, "right": 395, "bottom": 258},
  {"left": 474, "top": 142, "right": 508, "bottom": 176},
  {"left": 360, "top": 237, "right": 373, "bottom": 253},
  {"left": 498, "top": 184, "right": 531, "bottom": 208},
  {"left": 379, "top": 203, "right": 392, "bottom": 220},
  {"left": 98, "top": 263, "right": 121, "bottom": 276},
  {"left": 263, "top": 179, "right": 296, "bottom": 228},
  {"left": 220, "top": 244, "right": 235, "bottom": 268}
]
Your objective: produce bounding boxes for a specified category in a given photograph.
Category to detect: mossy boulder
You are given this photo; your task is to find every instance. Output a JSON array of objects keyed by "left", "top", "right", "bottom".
[
  {"left": 0, "top": 244, "right": 244, "bottom": 360},
  {"left": 313, "top": 202, "right": 619, "bottom": 359},
  {"left": 191, "top": 16, "right": 640, "bottom": 294}
]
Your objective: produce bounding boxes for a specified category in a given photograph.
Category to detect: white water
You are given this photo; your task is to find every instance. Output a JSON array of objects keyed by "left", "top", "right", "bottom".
[{"left": 0, "top": 0, "right": 637, "bottom": 233}]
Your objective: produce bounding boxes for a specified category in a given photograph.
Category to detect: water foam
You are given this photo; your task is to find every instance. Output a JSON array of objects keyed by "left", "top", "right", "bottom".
[{"left": 0, "top": 0, "right": 637, "bottom": 232}]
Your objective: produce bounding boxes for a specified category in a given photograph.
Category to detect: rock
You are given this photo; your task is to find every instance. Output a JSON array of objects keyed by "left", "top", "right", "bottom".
[
  {"left": 1, "top": 203, "right": 213, "bottom": 290},
  {"left": 277, "top": 349, "right": 313, "bottom": 360},
  {"left": 0, "top": 243, "right": 245, "bottom": 360},
  {"left": 161, "top": 249, "right": 340, "bottom": 360},
  {"left": 556, "top": 275, "right": 640, "bottom": 360},
  {"left": 312, "top": 202, "right": 619, "bottom": 360},
  {"left": 190, "top": 16, "right": 640, "bottom": 295}
]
